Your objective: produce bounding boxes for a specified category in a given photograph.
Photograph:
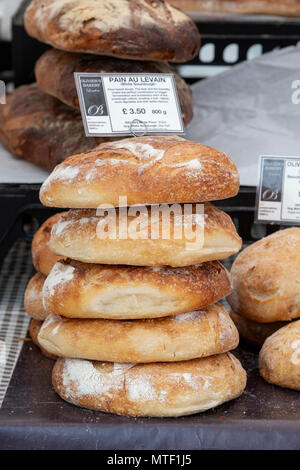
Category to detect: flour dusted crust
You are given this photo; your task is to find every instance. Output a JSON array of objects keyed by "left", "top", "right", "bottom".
[
  {"left": 40, "top": 136, "right": 240, "bottom": 208},
  {"left": 43, "top": 259, "right": 231, "bottom": 319},
  {"left": 25, "top": 0, "right": 200, "bottom": 62},
  {"left": 38, "top": 304, "right": 239, "bottom": 362},
  {"left": 32, "top": 213, "right": 67, "bottom": 276},
  {"left": 228, "top": 228, "right": 300, "bottom": 323},
  {"left": 170, "top": 0, "right": 300, "bottom": 17},
  {"left": 0, "top": 84, "right": 109, "bottom": 171},
  {"left": 230, "top": 310, "right": 287, "bottom": 347},
  {"left": 29, "top": 319, "right": 57, "bottom": 359},
  {"left": 49, "top": 204, "right": 242, "bottom": 267},
  {"left": 259, "top": 320, "right": 300, "bottom": 391},
  {"left": 24, "top": 273, "right": 47, "bottom": 321},
  {"left": 35, "top": 49, "right": 194, "bottom": 127},
  {"left": 52, "top": 352, "right": 246, "bottom": 417}
]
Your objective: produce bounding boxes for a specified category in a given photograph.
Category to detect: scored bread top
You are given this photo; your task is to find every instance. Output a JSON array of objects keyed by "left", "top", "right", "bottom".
[
  {"left": 40, "top": 136, "right": 240, "bottom": 208},
  {"left": 25, "top": 0, "right": 200, "bottom": 62}
]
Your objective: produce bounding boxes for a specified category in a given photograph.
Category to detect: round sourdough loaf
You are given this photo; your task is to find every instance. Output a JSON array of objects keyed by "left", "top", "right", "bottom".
[
  {"left": 24, "top": 0, "right": 200, "bottom": 62},
  {"left": 0, "top": 84, "right": 109, "bottom": 171},
  {"left": 24, "top": 273, "right": 47, "bottom": 321},
  {"left": 43, "top": 259, "right": 231, "bottom": 319},
  {"left": 29, "top": 319, "right": 57, "bottom": 360},
  {"left": 227, "top": 228, "right": 300, "bottom": 323},
  {"left": 38, "top": 304, "right": 239, "bottom": 362},
  {"left": 230, "top": 310, "right": 287, "bottom": 347},
  {"left": 35, "top": 49, "right": 194, "bottom": 126},
  {"left": 32, "top": 213, "right": 66, "bottom": 276},
  {"left": 259, "top": 320, "right": 300, "bottom": 391},
  {"left": 49, "top": 204, "right": 242, "bottom": 266},
  {"left": 52, "top": 353, "right": 246, "bottom": 417},
  {"left": 39, "top": 136, "right": 240, "bottom": 208}
]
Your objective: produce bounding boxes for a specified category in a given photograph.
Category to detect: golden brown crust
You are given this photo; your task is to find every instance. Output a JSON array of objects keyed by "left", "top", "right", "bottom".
[
  {"left": 49, "top": 204, "right": 242, "bottom": 266},
  {"left": 38, "top": 304, "right": 239, "bottom": 362},
  {"left": 43, "top": 258, "right": 232, "bottom": 319},
  {"left": 24, "top": 273, "right": 47, "bottom": 321},
  {"left": 52, "top": 353, "right": 246, "bottom": 417},
  {"left": 170, "top": 0, "right": 300, "bottom": 16},
  {"left": 259, "top": 320, "right": 300, "bottom": 391},
  {"left": 25, "top": 0, "right": 200, "bottom": 63},
  {"left": 28, "top": 319, "right": 57, "bottom": 359},
  {"left": 35, "top": 49, "right": 194, "bottom": 127},
  {"left": 40, "top": 135, "right": 240, "bottom": 208},
  {"left": 32, "top": 213, "right": 67, "bottom": 276},
  {"left": 0, "top": 84, "right": 111, "bottom": 171},
  {"left": 227, "top": 228, "right": 300, "bottom": 323},
  {"left": 230, "top": 310, "right": 287, "bottom": 347}
]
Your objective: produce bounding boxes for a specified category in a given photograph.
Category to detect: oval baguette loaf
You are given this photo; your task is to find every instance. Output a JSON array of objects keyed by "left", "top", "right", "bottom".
[
  {"left": 29, "top": 319, "right": 57, "bottom": 360},
  {"left": 227, "top": 228, "right": 300, "bottom": 323},
  {"left": 0, "top": 84, "right": 109, "bottom": 171},
  {"left": 32, "top": 213, "right": 66, "bottom": 276},
  {"left": 35, "top": 49, "right": 194, "bottom": 127},
  {"left": 230, "top": 310, "right": 287, "bottom": 348},
  {"left": 52, "top": 353, "right": 246, "bottom": 417},
  {"left": 24, "top": 273, "right": 47, "bottom": 321},
  {"left": 259, "top": 320, "right": 300, "bottom": 391},
  {"left": 43, "top": 259, "right": 232, "bottom": 319},
  {"left": 49, "top": 204, "right": 242, "bottom": 266},
  {"left": 24, "top": 0, "right": 200, "bottom": 63},
  {"left": 38, "top": 304, "right": 239, "bottom": 363},
  {"left": 39, "top": 135, "right": 240, "bottom": 208}
]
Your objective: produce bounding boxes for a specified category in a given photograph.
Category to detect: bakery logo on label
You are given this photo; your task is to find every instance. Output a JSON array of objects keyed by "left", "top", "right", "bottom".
[
  {"left": 96, "top": 198, "right": 204, "bottom": 248},
  {"left": 0, "top": 80, "right": 6, "bottom": 104}
]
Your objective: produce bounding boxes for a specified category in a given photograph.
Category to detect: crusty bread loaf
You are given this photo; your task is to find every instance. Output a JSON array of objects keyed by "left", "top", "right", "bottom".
[
  {"left": 35, "top": 49, "right": 194, "bottom": 127},
  {"left": 32, "top": 213, "right": 66, "bottom": 276},
  {"left": 24, "top": 273, "right": 47, "bottom": 321},
  {"left": 25, "top": 0, "right": 200, "bottom": 63},
  {"left": 40, "top": 136, "right": 240, "bottom": 208},
  {"left": 227, "top": 228, "right": 300, "bottom": 323},
  {"left": 52, "top": 353, "right": 246, "bottom": 417},
  {"left": 230, "top": 310, "right": 287, "bottom": 347},
  {"left": 259, "top": 320, "right": 300, "bottom": 391},
  {"left": 43, "top": 259, "right": 231, "bottom": 319},
  {"left": 170, "top": 0, "right": 300, "bottom": 17},
  {"left": 38, "top": 304, "right": 239, "bottom": 362},
  {"left": 0, "top": 84, "right": 110, "bottom": 171},
  {"left": 49, "top": 204, "right": 242, "bottom": 266},
  {"left": 29, "top": 319, "right": 57, "bottom": 360}
]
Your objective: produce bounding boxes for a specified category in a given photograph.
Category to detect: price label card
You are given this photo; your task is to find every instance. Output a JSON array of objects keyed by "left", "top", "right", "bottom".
[
  {"left": 74, "top": 73, "right": 184, "bottom": 137},
  {"left": 255, "top": 155, "right": 300, "bottom": 225}
]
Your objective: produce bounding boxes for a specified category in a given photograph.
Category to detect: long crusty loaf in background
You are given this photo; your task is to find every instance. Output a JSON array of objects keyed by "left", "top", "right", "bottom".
[
  {"left": 35, "top": 49, "right": 194, "bottom": 127},
  {"left": 170, "top": 0, "right": 300, "bottom": 17},
  {"left": 49, "top": 204, "right": 242, "bottom": 266},
  {"left": 25, "top": 0, "right": 200, "bottom": 62},
  {"left": 43, "top": 259, "right": 232, "bottom": 319},
  {"left": 52, "top": 353, "right": 246, "bottom": 417},
  {"left": 0, "top": 84, "right": 109, "bottom": 171},
  {"left": 259, "top": 320, "right": 300, "bottom": 390},
  {"left": 228, "top": 228, "right": 300, "bottom": 323},
  {"left": 40, "top": 136, "right": 240, "bottom": 208},
  {"left": 39, "top": 305, "right": 239, "bottom": 362}
]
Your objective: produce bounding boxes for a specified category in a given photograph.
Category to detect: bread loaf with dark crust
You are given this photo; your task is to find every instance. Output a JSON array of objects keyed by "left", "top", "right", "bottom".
[
  {"left": 170, "top": 0, "right": 300, "bottom": 17},
  {"left": 0, "top": 84, "right": 110, "bottom": 171},
  {"left": 35, "top": 49, "right": 194, "bottom": 127},
  {"left": 25, "top": 0, "right": 200, "bottom": 62}
]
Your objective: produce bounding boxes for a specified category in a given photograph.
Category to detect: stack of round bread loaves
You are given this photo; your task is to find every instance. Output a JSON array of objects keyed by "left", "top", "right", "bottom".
[
  {"left": 24, "top": 134, "right": 247, "bottom": 417},
  {"left": 0, "top": 0, "right": 200, "bottom": 171},
  {"left": 227, "top": 227, "right": 300, "bottom": 391}
]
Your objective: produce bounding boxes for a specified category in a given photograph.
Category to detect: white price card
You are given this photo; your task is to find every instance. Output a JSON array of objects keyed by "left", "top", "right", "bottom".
[
  {"left": 255, "top": 155, "right": 300, "bottom": 225},
  {"left": 74, "top": 73, "right": 184, "bottom": 137}
]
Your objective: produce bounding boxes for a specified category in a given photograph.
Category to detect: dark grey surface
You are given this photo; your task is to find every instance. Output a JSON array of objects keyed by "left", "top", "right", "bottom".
[{"left": 0, "top": 340, "right": 300, "bottom": 450}]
